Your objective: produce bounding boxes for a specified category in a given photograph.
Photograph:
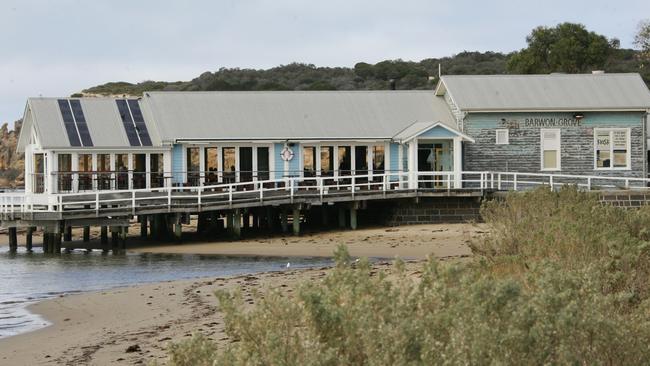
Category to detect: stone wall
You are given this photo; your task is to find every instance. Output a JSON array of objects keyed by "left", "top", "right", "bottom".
[{"left": 362, "top": 197, "right": 483, "bottom": 226}]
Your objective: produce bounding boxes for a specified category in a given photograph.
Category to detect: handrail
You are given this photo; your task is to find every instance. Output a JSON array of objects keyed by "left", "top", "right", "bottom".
[{"left": 3, "top": 171, "right": 650, "bottom": 215}]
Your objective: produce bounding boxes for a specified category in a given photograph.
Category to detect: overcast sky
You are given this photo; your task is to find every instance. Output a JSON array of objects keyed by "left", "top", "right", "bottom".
[{"left": 1, "top": 0, "right": 648, "bottom": 126}]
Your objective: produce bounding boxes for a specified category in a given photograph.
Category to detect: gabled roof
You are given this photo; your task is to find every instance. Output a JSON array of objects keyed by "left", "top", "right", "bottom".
[
  {"left": 18, "top": 97, "right": 161, "bottom": 151},
  {"left": 435, "top": 73, "right": 650, "bottom": 112},
  {"left": 142, "top": 91, "right": 456, "bottom": 142},
  {"left": 392, "top": 121, "right": 475, "bottom": 143}
]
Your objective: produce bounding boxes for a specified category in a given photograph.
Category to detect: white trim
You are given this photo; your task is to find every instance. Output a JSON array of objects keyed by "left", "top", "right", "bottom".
[
  {"left": 593, "top": 127, "right": 632, "bottom": 171},
  {"left": 540, "top": 128, "right": 561, "bottom": 171},
  {"left": 495, "top": 129, "right": 509, "bottom": 145},
  {"left": 393, "top": 121, "right": 475, "bottom": 144}
]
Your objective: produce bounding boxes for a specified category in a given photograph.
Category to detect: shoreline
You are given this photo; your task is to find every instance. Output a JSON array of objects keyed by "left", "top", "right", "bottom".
[{"left": 0, "top": 223, "right": 481, "bottom": 365}]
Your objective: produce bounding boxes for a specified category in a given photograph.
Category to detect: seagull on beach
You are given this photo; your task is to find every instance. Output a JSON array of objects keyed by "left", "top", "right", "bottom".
[{"left": 286, "top": 262, "right": 291, "bottom": 269}]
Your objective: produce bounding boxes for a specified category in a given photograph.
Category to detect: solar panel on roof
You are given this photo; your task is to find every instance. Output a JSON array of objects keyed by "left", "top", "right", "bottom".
[
  {"left": 116, "top": 99, "right": 141, "bottom": 146},
  {"left": 69, "top": 100, "right": 93, "bottom": 147},
  {"left": 127, "top": 100, "right": 152, "bottom": 146},
  {"left": 57, "top": 99, "right": 81, "bottom": 147}
]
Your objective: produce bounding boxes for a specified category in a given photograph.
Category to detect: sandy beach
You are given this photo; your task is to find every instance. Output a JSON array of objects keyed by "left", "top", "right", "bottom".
[{"left": 0, "top": 223, "right": 482, "bottom": 365}]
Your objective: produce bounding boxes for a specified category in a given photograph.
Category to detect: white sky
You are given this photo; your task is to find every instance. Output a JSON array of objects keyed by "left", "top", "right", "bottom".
[{"left": 1, "top": 0, "right": 648, "bottom": 125}]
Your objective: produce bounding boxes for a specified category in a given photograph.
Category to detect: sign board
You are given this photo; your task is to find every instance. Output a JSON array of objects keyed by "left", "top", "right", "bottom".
[{"left": 500, "top": 117, "right": 582, "bottom": 129}]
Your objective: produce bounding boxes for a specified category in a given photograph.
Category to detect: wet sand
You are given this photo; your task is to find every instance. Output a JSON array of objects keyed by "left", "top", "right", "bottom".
[{"left": 0, "top": 223, "right": 482, "bottom": 365}]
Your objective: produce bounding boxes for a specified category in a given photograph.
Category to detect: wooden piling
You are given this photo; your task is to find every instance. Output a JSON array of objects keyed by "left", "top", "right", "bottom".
[
  {"left": 64, "top": 225, "right": 72, "bottom": 242},
  {"left": 338, "top": 207, "right": 346, "bottom": 228},
  {"left": 83, "top": 226, "right": 90, "bottom": 242},
  {"left": 43, "top": 232, "right": 50, "bottom": 253},
  {"left": 321, "top": 207, "right": 329, "bottom": 227},
  {"left": 54, "top": 232, "right": 62, "bottom": 254},
  {"left": 100, "top": 226, "right": 109, "bottom": 253},
  {"left": 350, "top": 207, "right": 358, "bottom": 230},
  {"left": 8, "top": 227, "right": 17, "bottom": 252},
  {"left": 280, "top": 208, "right": 288, "bottom": 233},
  {"left": 25, "top": 227, "right": 33, "bottom": 252},
  {"left": 120, "top": 226, "right": 128, "bottom": 249},
  {"left": 140, "top": 216, "right": 148, "bottom": 239},
  {"left": 292, "top": 207, "right": 301, "bottom": 236}
]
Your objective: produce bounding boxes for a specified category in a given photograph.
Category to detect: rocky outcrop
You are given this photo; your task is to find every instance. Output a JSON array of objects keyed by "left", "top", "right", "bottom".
[{"left": 0, "top": 120, "right": 24, "bottom": 188}]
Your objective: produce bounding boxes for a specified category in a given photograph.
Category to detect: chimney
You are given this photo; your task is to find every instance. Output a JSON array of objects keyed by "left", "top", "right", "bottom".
[{"left": 389, "top": 79, "right": 396, "bottom": 90}]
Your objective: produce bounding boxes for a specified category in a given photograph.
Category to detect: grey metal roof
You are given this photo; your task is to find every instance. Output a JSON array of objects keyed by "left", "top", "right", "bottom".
[
  {"left": 24, "top": 97, "right": 161, "bottom": 149},
  {"left": 438, "top": 73, "right": 650, "bottom": 112},
  {"left": 142, "top": 91, "right": 456, "bottom": 142}
]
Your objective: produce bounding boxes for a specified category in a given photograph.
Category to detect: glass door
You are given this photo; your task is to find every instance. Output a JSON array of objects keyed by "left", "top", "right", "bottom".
[
  {"left": 240, "top": 147, "right": 253, "bottom": 182},
  {"left": 257, "top": 147, "right": 269, "bottom": 181}
]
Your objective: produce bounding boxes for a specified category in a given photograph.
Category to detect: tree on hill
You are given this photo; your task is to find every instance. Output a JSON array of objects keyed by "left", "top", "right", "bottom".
[
  {"left": 507, "top": 22, "right": 613, "bottom": 74},
  {"left": 634, "top": 19, "right": 650, "bottom": 65}
]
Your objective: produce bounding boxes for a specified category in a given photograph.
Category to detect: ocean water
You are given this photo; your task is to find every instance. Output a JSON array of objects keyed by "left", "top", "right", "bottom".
[{"left": 0, "top": 247, "right": 332, "bottom": 339}]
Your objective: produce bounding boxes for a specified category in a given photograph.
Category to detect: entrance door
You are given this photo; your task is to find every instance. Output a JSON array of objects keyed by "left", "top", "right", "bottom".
[
  {"left": 418, "top": 143, "right": 447, "bottom": 188},
  {"left": 204, "top": 148, "right": 219, "bottom": 184}
]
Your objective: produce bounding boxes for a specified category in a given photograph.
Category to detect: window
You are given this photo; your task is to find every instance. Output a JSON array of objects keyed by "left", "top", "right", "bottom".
[
  {"left": 338, "top": 146, "right": 351, "bottom": 176},
  {"left": 58, "top": 154, "right": 72, "bottom": 192},
  {"left": 204, "top": 147, "right": 219, "bottom": 183},
  {"left": 97, "top": 154, "right": 111, "bottom": 190},
  {"left": 116, "top": 154, "right": 129, "bottom": 190},
  {"left": 595, "top": 128, "right": 630, "bottom": 169},
  {"left": 540, "top": 129, "right": 560, "bottom": 171},
  {"left": 222, "top": 147, "right": 236, "bottom": 183},
  {"left": 150, "top": 154, "right": 164, "bottom": 188},
  {"left": 78, "top": 154, "right": 93, "bottom": 190},
  {"left": 372, "top": 145, "right": 385, "bottom": 174},
  {"left": 303, "top": 146, "right": 316, "bottom": 177},
  {"left": 320, "top": 146, "right": 334, "bottom": 177},
  {"left": 186, "top": 147, "right": 200, "bottom": 186},
  {"left": 496, "top": 129, "right": 509, "bottom": 145}
]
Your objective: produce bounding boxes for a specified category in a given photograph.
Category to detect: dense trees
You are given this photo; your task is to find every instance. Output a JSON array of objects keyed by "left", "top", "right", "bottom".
[{"left": 507, "top": 23, "right": 613, "bottom": 74}]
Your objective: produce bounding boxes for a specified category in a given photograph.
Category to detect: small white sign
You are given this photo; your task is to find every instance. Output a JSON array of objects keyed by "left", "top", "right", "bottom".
[{"left": 280, "top": 146, "right": 294, "bottom": 161}]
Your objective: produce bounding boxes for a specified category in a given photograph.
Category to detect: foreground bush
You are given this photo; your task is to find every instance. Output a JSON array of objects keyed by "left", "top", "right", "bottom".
[{"left": 167, "top": 187, "right": 650, "bottom": 365}]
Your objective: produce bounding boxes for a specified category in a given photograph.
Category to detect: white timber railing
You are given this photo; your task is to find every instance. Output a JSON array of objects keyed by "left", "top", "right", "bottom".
[{"left": 1, "top": 171, "right": 649, "bottom": 215}]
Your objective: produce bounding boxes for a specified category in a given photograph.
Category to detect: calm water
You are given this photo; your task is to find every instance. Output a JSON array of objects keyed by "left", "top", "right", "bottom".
[{"left": 0, "top": 247, "right": 333, "bottom": 339}]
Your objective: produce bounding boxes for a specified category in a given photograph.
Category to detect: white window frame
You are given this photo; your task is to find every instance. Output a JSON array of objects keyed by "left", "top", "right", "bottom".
[
  {"left": 540, "top": 128, "right": 561, "bottom": 171},
  {"left": 495, "top": 129, "right": 509, "bottom": 145},
  {"left": 593, "top": 128, "right": 631, "bottom": 170}
]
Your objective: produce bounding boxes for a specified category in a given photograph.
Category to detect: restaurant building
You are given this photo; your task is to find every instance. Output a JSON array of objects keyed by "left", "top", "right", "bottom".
[{"left": 17, "top": 72, "right": 650, "bottom": 194}]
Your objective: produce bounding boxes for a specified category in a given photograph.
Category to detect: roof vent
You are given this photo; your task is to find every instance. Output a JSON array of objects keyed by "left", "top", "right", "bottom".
[{"left": 592, "top": 70, "right": 605, "bottom": 74}]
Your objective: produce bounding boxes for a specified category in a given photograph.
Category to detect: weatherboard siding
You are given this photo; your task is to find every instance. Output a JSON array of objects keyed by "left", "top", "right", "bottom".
[
  {"left": 462, "top": 112, "right": 645, "bottom": 178},
  {"left": 274, "top": 143, "right": 284, "bottom": 179},
  {"left": 172, "top": 144, "right": 184, "bottom": 184}
]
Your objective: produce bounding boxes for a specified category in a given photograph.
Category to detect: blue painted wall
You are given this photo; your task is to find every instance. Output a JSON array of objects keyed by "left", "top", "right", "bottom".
[
  {"left": 273, "top": 143, "right": 284, "bottom": 179},
  {"left": 389, "top": 143, "right": 400, "bottom": 181},
  {"left": 172, "top": 144, "right": 183, "bottom": 184},
  {"left": 418, "top": 125, "right": 457, "bottom": 138},
  {"left": 289, "top": 143, "right": 300, "bottom": 177}
]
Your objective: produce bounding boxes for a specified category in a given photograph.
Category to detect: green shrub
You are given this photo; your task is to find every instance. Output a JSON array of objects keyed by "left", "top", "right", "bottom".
[{"left": 166, "top": 187, "right": 650, "bottom": 365}]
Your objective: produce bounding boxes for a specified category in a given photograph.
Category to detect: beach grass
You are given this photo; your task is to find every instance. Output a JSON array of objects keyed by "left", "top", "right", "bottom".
[{"left": 164, "top": 186, "right": 650, "bottom": 365}]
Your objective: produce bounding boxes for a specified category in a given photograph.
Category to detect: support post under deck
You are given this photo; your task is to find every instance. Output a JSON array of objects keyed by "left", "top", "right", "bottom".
[
  {"left": 83, "top": 226, "right": 90, "bottom": 242},
  {"left": 350, "top": 207, "right": 358, "bottom": 230},
  {"left": 292, "top": 207, "right": 301, "bottom": 236},
  {"left": 338, "top": 207, "right": 346, "bottom": 229},
  {"left": 280, "top": 208, "right": 288, "bottom": 233},
  {"left": 8, "top": 227, "right": 17, "bottom": 252},
  {"left": 25, "top": 227, "right": 33, "bottom": 252}
]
